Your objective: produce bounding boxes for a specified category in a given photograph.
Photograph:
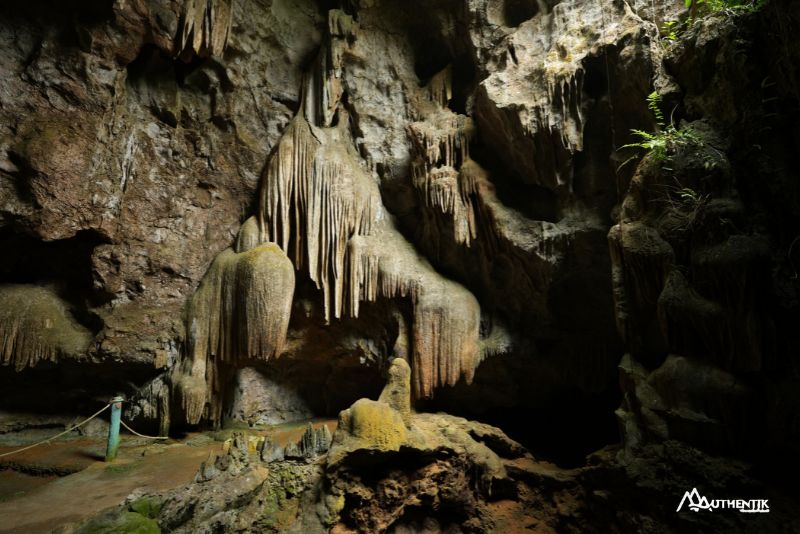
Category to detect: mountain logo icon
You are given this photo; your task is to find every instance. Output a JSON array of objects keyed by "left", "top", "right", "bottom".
[{"left": 677, "top": 488, "right": 713, "bottom": 512}]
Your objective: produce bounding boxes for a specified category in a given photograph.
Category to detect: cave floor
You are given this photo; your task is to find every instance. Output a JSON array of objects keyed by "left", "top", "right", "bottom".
[{"left": 0, "top": 418, "right": 336, "bottom": 533}]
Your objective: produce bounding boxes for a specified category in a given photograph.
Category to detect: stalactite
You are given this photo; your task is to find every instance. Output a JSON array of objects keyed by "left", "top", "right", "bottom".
[
  {"left": 256, "top": 114, "right": 380, "bottom": 321},
  {"left": 252, "top": 106, "right": 480, "bottom": 398},
  {"left": 174, "top": 8, "right": 484, "bottom": 420},
  {"left": 177, "top": 0, "right": 233, "bottom": 58},
  {"left": 0, "top": 285, "right": 92, "bottom": 371},
  {"left": 173, "top": 243, "right": 295, "bottom": 425},
  {"left": 427, "top": 64, "right": 453, "bottom": 108},
  {"left": 302, "top": 10, "right": 356, "bottom": 128},
  {"left": 408, "top": 110, "right": 479, "bottom": 246},
  {"left": 345, "top": 230, "right": 480, "bottom": 398}
]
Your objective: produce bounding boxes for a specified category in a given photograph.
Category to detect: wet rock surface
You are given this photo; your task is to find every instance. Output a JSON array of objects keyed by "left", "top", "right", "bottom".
[{"left": 75, "top": 358, "right": 798, "bottom": 533}]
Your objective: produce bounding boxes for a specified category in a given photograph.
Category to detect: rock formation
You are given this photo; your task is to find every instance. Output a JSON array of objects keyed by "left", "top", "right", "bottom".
[
  {"left": 172, "top": 242, "right": 295, "bottom": 425},
  {"left": 177, "top": 0, "right": 234, "bottom": 58},
  {"left": 1, "top": 0, "right": 799, "bottom": 531},
  {"left": 0, "top": 285, "right": 92, "bottom": 371},
  {"left": 79, "top": 355, "right": 799, "bottom": 533}
]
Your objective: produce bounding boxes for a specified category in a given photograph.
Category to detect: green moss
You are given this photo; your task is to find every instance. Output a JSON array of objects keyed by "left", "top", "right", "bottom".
[
  {"left": 75, "top": 510, "right": 160, "bottom": 534},
  {"left": 348, "top": 399, "right": 407, "bottom": 450},
  {"left": 0, "top": 491, "right": 25, "bottom": 503},
  {"left": 260, "top": 486, "right": 299, "bottom": 531},
  {"left": 256, "top": 464, "right": 308, "bottom": 531},
  {"left": 129, "top": 496, "right": 163, "bottom": 519}
]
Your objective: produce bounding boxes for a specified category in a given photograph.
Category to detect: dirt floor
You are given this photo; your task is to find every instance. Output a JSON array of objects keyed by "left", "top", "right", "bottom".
[{"left": 0, "top": 419, "right": 337, "bottom": 533}]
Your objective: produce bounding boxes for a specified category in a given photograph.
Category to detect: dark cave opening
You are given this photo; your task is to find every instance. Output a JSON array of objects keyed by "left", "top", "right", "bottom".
[
  {"left": 0, "top": 0, "right": 113, "bottom": 27},
  {"left": 0, "top": 227, "right": 108, "bottom": 333},
  {"left": 503, "top": 0, "right": 540, "bottom": 28},
  {"left": 424, "top": 375, "right": 622, "bottom": 469},
  {"left": 0, "top": 227, "right": 149, "bottom": 417},
  {"left": 470, "top": 139, "right": 561, "bottom": 223},
  {"left": 473, "top": 386, "right": 622, "bottom": 468},
  {"left": 0, "top": 359, "right": 155, "bottom": 416}
]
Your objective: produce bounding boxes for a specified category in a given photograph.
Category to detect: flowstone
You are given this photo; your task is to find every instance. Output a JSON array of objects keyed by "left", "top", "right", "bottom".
[
  {"left": 0, "top": 284, "right": 92, "bottom": 371},
  {"left": 172, "top": 243, "right": 295, "bottom": 425}
]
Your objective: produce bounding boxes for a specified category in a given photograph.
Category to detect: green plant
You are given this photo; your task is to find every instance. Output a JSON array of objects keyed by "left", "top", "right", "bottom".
[
  {"left": 660, "top": 20, "right": 683, "bottom": 42},
  {"left": 676, "top": 187, "right": 704, "bottom": 208},
  {"left": 618, "top": 92, "right": 702, "bottom": 170},
  {"left": 647, "top": 91, "right": 665, "bottom": 126},
  {"left": 685, "top": 0, "right": 768, "bottom": 17}
]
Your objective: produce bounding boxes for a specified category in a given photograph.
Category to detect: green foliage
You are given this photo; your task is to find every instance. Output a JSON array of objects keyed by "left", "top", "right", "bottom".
[
  {"left": 663, "top": 0, "right": 766, "bottom": 44},
  {"left": 677, "top": 187, "right": 704, "bottom": 208},
  {"left": 658, "top": 183, "right": 711, "bottom": 234},
  {"left": 622, "top": 127, "right": 700, "bottom": 163},
  {"left": 618, "top": 92, "right": 703, "bottom": 170},
  {"left": 647, "top": 91, "right": 666, "bottom": 126},
  {"left": 76, "top": 511, "right": 160, "bottom": 534},
  {"left": 129, "top": 496, "right": 164, "bottom": 519},
  {"left": 660, "top": 20, "right": 684, "bottom": 42},
  {"left": 685, "top": 0, "right": 768, "bottom": 16}
]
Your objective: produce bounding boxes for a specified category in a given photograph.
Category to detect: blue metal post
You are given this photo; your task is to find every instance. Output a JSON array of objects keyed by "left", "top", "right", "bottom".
[{"left": 105, "top": 396, "right": 124, "bottom": 462}]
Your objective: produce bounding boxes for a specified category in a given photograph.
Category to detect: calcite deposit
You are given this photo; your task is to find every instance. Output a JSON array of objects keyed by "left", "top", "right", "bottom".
[{"left": 0, "top": 0, "right": 799, "bottom": 531}]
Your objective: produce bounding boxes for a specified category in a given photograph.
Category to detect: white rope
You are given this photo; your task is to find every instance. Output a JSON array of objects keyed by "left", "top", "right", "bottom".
[
  {"left": 0, "top": 403, "right": 111, "bottom": 458},
  {"left": 119, "top": 419, "right": 168, "bottom": 440}
]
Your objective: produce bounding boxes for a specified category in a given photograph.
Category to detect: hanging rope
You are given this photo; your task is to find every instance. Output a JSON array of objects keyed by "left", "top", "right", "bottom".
[
  {"left": 0, "top": 400, "right": 170, "bottom": 459},
  {"left": 120, "top": 419, "right": 168, "bottom": 440},
  {"left": 0, "top": 404, "right": 111, "bottom": 459}
]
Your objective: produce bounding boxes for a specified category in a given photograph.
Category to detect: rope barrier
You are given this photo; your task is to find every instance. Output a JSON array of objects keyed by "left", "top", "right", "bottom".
[
  {"left": 0, "top": 400, "right": 170, "bottom": 459},
  {"left": 0, "top": 404, "right": 111, "bottom": 459},
  {"left": 120, "top": 419, "right": 168, "bottom": 440}
]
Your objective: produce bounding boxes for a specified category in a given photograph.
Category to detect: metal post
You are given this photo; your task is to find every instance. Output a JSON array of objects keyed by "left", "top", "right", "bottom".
[{"left": 105, "top": 396, "right": 124, "bottom": 462}]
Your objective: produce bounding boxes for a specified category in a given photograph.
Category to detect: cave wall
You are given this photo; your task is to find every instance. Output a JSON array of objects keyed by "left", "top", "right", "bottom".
[{"left": 0, "top": 0, "right": 797, "bottom": 475}]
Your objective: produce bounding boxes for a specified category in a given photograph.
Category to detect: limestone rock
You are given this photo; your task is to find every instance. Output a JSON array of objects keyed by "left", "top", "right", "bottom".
[
  {"left": 298, "top": 423, "right": 333, "bottom": 458},
  {"left": 173, "top": 243, "right": 295, "bottom": 426},
  {"left": 226, "top": 367, "right": 313, "bottom": 427},
  {"left": 281, "top": 423, "right": 333, "bottom": 461},
  {"left": 260, "top": 437, "right": 285, "bottom": 464},
  {"left": 377, "top": 358, "right": 412, "bottom": 425},
  {"left": 337, "top": 398, "right": 408, "bottom": 455},
  {"left": 0, "top": 285, "right": 92, "bottom": 371}
]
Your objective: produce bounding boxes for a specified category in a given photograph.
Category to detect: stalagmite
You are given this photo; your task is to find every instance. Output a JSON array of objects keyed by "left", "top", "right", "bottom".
[
  {"left": 250, "top": 12, "right": 482, "bottom": 399},
  {"left": 0, "top": 285, "right": 92, "bottom": 371},
  {"left": 174, "top": 8, "right": 485, "bottom": 426},
  {"left": 235, "top": 216, "right": 261, "bottom": 253}
]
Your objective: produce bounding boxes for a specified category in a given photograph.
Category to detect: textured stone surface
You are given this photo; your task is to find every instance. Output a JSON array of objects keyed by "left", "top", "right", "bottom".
[
  {"left": 610, "top": 5, "right": 800, "bottom": 468},
  {"left": 226, "top": 367, "right": 313, "bottom": 427},
  {"left": 1, "top": 0, "right": 800, "bottom": 531},
  {"left": 0, "top": 0, "right": 321, "bottom": 373}
]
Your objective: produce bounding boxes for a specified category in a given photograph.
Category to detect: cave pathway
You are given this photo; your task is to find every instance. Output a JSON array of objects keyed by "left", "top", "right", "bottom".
[{"left": 0, "top": 419, "right": 335, "bottom": 532}]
